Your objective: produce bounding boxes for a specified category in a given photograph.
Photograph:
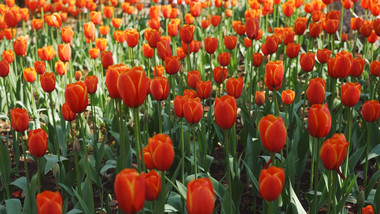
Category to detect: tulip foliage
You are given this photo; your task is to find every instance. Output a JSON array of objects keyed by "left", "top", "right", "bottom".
[{"left": 0, "top": 0, "right": 380, "bottom": 214}]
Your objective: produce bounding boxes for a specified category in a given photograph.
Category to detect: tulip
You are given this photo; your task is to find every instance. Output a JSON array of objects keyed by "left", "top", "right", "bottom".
[
  {"left": 245, "top": 18, "right": 259, "bottom": 39},
  {"left": 327, "top": 51, "right": 353, "bottom": 78},
  {"left": 106, "top": 64, "right": 127, "bottom": 99},
  {"left": 2, "top": 50, "right": 15, "bottom": 63},
  {"left": 224, "top": 36, "right": 237, "bottom": 50},
  {"left": 150, "top": 77, "right": 169, "bottom": 101},
  {"left": 362, "top": 205, "right": 375, "bottom": 214},
  {"left": 204, "top": 37, "right": 218, "bottom": 54},
  {"left": 11, "top": 108, "right": 29, "bottom": 132},
  {"left": 306, "top": 78, "right": 326, "bottom": 105},
  {"left": 196, "top": 81, "right": 212, "bottom": 99},
  {"left": 65, "top": 82, "right": 88, "bottom": 114},
  {"left": 186, "top": 178, "right": 215, "bottom": 214},
  {"left": 36, "top": 191, "right": 62, "bottom": 214},
  {"left": 187, "top": 71, "right": 201, "bottom": 89},
  {"left": 374, "top": 18, "right": 380, "bottom": 36},
  {"left": 28, "top": 129, "right": 48, "bottom": 158},
  {"left": 55, "top": 61, "right": 68, "bottom": 76},
  {"left": 252, "top": 53, "right": 263, "bottom": 67},
  {"left": 62, "top": 103, "right": 76, "bottom": 122},
  {"left": 309, "top": 22, "right": 321, "bottom": 38},
  {"left": 42, "top": 46, "right": 56, "bottom": 62},
  {"left": 214, "top": 95, "right": 237, "bottom": 130},
  {"left": 320, "top": 133, "right": 349, "bottom": 170},
  {"left": 95, "top": 38, "right": 107, "bottom": 52},
  {"left": 157, "top": 39, "right": 172, "bottom": 61},
  {"left": 143, "top": 170, "right": 161, "bottom": 201},
  {"left": 184, "top": 98, "right": 203, "bottom": 124},
  {"left": 294, "top": 17, "right": 307, "bottom": 35},
  {"left": 114, "top": 169, "right": 145, "bottom": 214},
  {"left": 350, "top": 17, "right": 363, "bottom": 31},
  {"left": 84, "top": 75, "right": 98, "bottom": 94},
  {"left": 308, "top": 104, "right": 331, "bottom": 138},
  {"left": 370, "top": 60, "right": 380, "bottom": 76},
  {"left": 281, "top": 89, "right": 295, "bottom": 105},
  {"left": 360, "top": 21, "right": 372, "bottom": 37},
  {"left": 23, "top": 67, "right": 37, "bottom": 83},
  {"left": 112, "top": 18, "right": 122, "bottom": 28},
  {"left": 146, "top": 134, "right": 174, "bottom": 171},
  {"left": 226, "top": 77, "right": 244, "bottom": 99},
  {"left": 13, "top": 36, "right": 28, "bottom": 56},
  {"left": 164, "top": 56, "right": 181, "bottom": 75},
  {"left": 179, "top": 24, "right": 195, "bottom": 43},
  {"left": 4, "top": 9, "right": 18, "bottom": 28},
  {"left": 104, "top": 6, "right": 114, "bottom": 18},
  {"left": 341, "top": 82, "right": 361, "bottom": 107},
  {"left": 316, "top": 49, "right": 332, "bottom": 64},
  {"left": 184, "top": 89, "right": 197, "bottom": 98},
  {"left": 233, "top": 21, "right": 246, "bottom": 36},
  {"left": 34, "top": 61, "right": 46, "bottom": 75},
  {"left": 300, "top": 52, "right": 315, "bottom": 72},
  {"left": 259, "top": 114, "right": 287, "bottom": 153},
  {"left": 58, "top": 44, "right": 71, "bottom": 62},
  {"left": 61, "top": 27, "right": 74, "bottom": 43},
  {"left": 201, "top": 19, "right": 211, "bottom": 29},
  {"left": 211, "top": 15, "right": 221, "bottom": 26},
  {"left": 117, "top": 68, "right": 147, "bottom": 108},
  {"left": 84, "top": 22, "right": 96, "bottom": 39},
  {"left": 218, "top": 52, "right": 231, "bottom": 67},
  {"left": 174, "top": 96, "right": 188, "bottom": 117},
  {"left": 101, "top": 51, "right": 114, "bottom": 69},
  {"left": 114, "top": 30, "right": 125, "bottom": 43},
  {"left": 362, "top": 100, "right": 380, "bottom": 122},
  {"left": 40, "top": 72, "right": 56, "bottom": 93},
  {"left": 349, "top": 57, "right": 365, "bottom": 77},
  {"left": 265, "top": 61, "right": 284, "bottom": 91},
  {"left": 125, "top": 29, "right": 139, "bottom": 48},
  {"left": 185, "top": 13, "right": 195, "bottom": 24},
  {"left": 325, "top": 19, "right": 340, "bottom": 34},
  {"left": 259, "top": 166, "right": 285, "bottom": 201},
  {"left": 255, "top": 91, "right": 265, "bottom": 106},
  {"left": 99, "top": 26, "right": 110, "bottom": 36},
  {"left": 90, "top": 11, "right": 102, "bottom": 25},
  {"left": 0, "top": 60, "right": 10, "bottom": 77},
  {"left": 283, "top": 31, "right": 295, "bottom": 45},
  {"left": 145, "top": 28, "right": 161, "bottom": 48}
]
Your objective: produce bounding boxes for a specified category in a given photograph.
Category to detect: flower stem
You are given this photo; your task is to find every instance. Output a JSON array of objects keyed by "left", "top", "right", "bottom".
[
  {"left": 363, "top": 122, "right": 371, "bottom": 190},
  {"left": 344, "top": 107, "right": 352, "bottom": 177},
  {"left": 313, "top": 138, "right": 322, "bottom": 214},
  {"left": 192, "top": 125, "right": 197, "bottom": 179},
  {"left": 157, "top": 101, "right": 162, "bottom": 133},
  {"left": 133, "top": 108, "right": 144, "bottom": 172},
  {"left": 37, "top": 158, "right": 41, "bottom": 193},
  {"left": 49, "top": 93, "right": 60, "bottom": 161},
  {"left": 273, "top": 89, "right": 279, "bottom": 116},
  {"left": 118, "top": 100, "right": 126, "bottom": 171},
  {"left": 181, "top": 119, "right": 185, "bottom": 184},
  {"left": 224, "top": 129, "right": 233, "bottom": 213}
]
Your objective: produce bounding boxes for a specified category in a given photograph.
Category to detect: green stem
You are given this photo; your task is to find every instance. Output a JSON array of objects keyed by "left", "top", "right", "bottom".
[
  {"left": 273, "top": 89, "right": 279, "bottom": 116},
  {"left": 134, "top": 108, "right": 144, "bottom": 172},
  {"left": 165, "top": 176, "right": 186, "bottom": 200},
  {"left": 73, "top": 124, "right": 82, "bottom": 196},
  {"left": 192, "top": 125, "right": 197, "bottom": 179},
  {"left": 160, "top": 171, "right": 166, "bottom": 214},
  {"left": 310, "top": 137, "right": 315, "bottom": 189},
  {"left": 344, "top": 107, "right": 352, "bottom": 177},
  {"left": 20, "top": 134, "right": 33, "bottom": 210},
  {"left": 49, "top": 93, "right": 61, "bottom": 161},
  {"left": 328, "top": 170, "right": 333, "bottom": 214},
  {"left": 267, "top": 201, "right": 273, "bottom": 214},
  {"left": 224, "top": 129, "right": 233, "bottom": 213},
  {"left": 363, "top": 122, "right": 371, "bottom": 190},
  {"left": 181, "top": 120, "right": 185, "bottom": 184},
  {"left": 37, "top": 158, "right": 41, "bottom": 193},
  {"left": 118, "top": 100, "right": 126, "bottom": 171},
  {"left": 157, "top": 101, "right": 162, "bottom": 133},
  {"left": 313, "top": 138, "right": 322, "bottom": 214}
]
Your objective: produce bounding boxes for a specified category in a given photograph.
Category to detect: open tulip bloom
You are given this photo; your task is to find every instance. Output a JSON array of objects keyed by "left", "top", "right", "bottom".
[{"left": 1, "top": 1, "right": 380, "bottom": 214}]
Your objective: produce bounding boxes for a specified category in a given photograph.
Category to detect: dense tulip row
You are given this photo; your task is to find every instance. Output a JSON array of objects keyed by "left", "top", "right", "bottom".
[{"left": 0, "top": 0, "right": 379, "bottom": 213}]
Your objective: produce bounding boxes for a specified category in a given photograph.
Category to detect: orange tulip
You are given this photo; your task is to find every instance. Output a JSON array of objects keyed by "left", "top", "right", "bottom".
[
  {"left": 201, "top": 19, "right": 211, "bottom": 29},
  {"left": 106, "top": 64, "right": 127, "bottom": 99},
  {"left": 252, "top": 53, "right": 264, "bottom": 67},
  {"left": 28, "top": 129, "right": 48, "bottom": 158},
  {"left": 294, "top": 17, "right": 307, "bottom": 35},
  {"left": 101, "top": 51, "right": 114, "bottom": 69},
  {"left": 185, "top": 13, "right": 195, "bottom": 24},
  {"left": 328, "top": 51, "right": 353, "bottom": 78},
  {"left": 370, "top": 61, "right": 380, "bottom": 76},
  {"left": 245, "top": 18, "right": 259, "bottom": 39},
  {"left": 226, "top": 77, "right": 244, "bottom": 99},
  {"left": 45, "top": 13, "right": 62, "bottom": 28},
  {"left": 4, "top": 9, "right": 18, "bottom": 28},
  {"left": 145, "top": 28, "right": 161, "bottom": 48},
  {"left": 184, "top": 97, "right": 203, "bottom": 124},
  {"left": 62, "top": 103, "right": 76, "bottom": 122},
  {"left": 89, "top": 48, "right": 100, "bottom": 59},
  {"left": 259, "top": 166, "right": 285, "bottom": 201},
  {"left": 11, "top": 108, "right": 29, "bottom": 132},
  {"left": 218, "top": 52, "right": 231, "bottom": 67},
  {"left": 84, "top": 75, "right": 98, "bottom": 94},
  {"left": 349, "top": 57, "right": 365, "bottom": 77},
  {"left": 312, "top": 10, "right": 323, "bottom": 22},
  {"left": 0, "top": 60, "right": 10, "bottom": 77},
  {"left": 58, "top": 44, "right": 71, "bottom": 62},
  {"left": 367, "top": 31, "right": 378, "bottom": 43},
  {"left": 90, "top": 11, "right": 101, "bottom": 25},
  {"left": 262, "top": 36, "right": 278, "bottom": 55},
  {"left": 114, "top": 169, "right": 145, "bottom": 214},
  {"left": 95, "top": 38, "right": 107, "bottom": 52},
  {"left": 308, "top": 104, "right": 331, "bottom": 138},
  {"left": 187, "top": 70, "right": 201, "bottom": 89},
  {"left": 143, "top": 170, "right": 161, "bottom": 201},
  {"left": 316, "top": 49, "right": 332, "bottom": 64},
  {"left": 179, "top": 24, "right": 195, "bottom": 43},
  {"left": 42, "top": 46, "right": 56, "bottom": 61},
  {"left": 281, "top": 89, "right": 295, "bottom": 105},
  {"left": 374, "top": 18, "right": 380, "bottom": 36},
  {"left": 61, "top": 27, "right": 74, "bottom": 43},
  {"left": 232, "top": 21, "right": 246, "bottom": 36},
  {"left": 117, "top": 68, "right": 147, "bottom": 108},
  {"left": 13, "top": 36, "right": 28, "bottom": 56},
  {"left": 32, "top": 19, "right": 43, "bottom": 30},
  {"left": 306, "top": 77, "right": 326, "bottom": 105},
  {"left": 162, "top": 5, "right": 172, "bottom": 18},
  {"left": 65, "top": 81, "right": 88, "bottom": 114},
  {"left": 2, "top": 50, "right": 14, "bottom": 63},
  {"left": 84, "top": 22, "right": 95, "bottom": 39},
  {"left": 150, "top": 77, "right": 169, "bottom": 101},
  {"left": 300, "top": 52, "right": 315, "bottom": 72},
  {"left": 350, "top": 17, "right": 363, "bottom": 31},
  {"left": 164, "top": 56, "right": 181, "bottom": 75},
  {"left": 177, "top": 47, "right": 187, "bottom": 59},
  {"left": 145, "top": 134, "right": 174, "bottom": 171},
  {"left": 244, "top": 38, "right": 252, "bottom": 48},
  {"left": 265, "top": 61, "right": 284, "bottom": 91},
  {"left": 168, "top": 23, "right": 179, "bottom": 37},
  {"left": 114, "top": 30, "right": 125, "bottom": 43},
  {"left": 55, "top": 61, "right": 68, "bottom": 76},
  {"left": 186, "top": 178, "right": 215, "bottom": 214},
  {"left": 286, "top": 43, "right": 301, "bottom": 59},
  {"left": 362, "top": 100, "right": 380, "bottom": 122},
  {"left": 104, "top": 6, "right": 114, "bottom": 18},
  {"left": 36, "top": 191, "right": 62, "bottom": 214},
  {"left": 362, "top": 205, "right": 375, "bottom": 214},
  {"left": 325, "top": 19, "right": 339, "bottom": 34},
  {"left": 211, "top": 15, "right": 221, "bottom": 26},
  {"left": 259, "top": 114, "right": 287, "bottom": 153},
  {"left": 99, "top": 26, "right": 110, "bottom": 36},
  {"left": 190, "top": 2, "right": 202, "bottom": 17},
  {"left": 149, "top": 6, "right": 160, "bottom": 19},
  {"left": 23, "top": 67, "right": 37, "bottom": 83},
  {"left": 360, "top": 20, "right": 372, "bottom": 37},
  {"left": 224, "top": 36, "right": 237, "bottom": 50},
  {"left": 320, "top": 133, "right": 349, "bottom": 170},
  {"left": 196, "top": 80, "right": 212, "bottom": 99},
  {"left": 214, "top": 95, "right": 237, "bottom": 130},
  {"left": 341, "top": 82, "right": 361, "bottom": 107},
  {"left": 255, "top": 91, "right": 265, "bottom": 106},
  {"left": 157, "top": 38, "right": 172, "bottom": 61},
  {"left": 283, "top": 31, "right": 295, "bottom": 45},
  {"left": 174, "top": 96, "right": 188, "bottom": 117},
  {"left": 213, "top": 66, "right": 228, "bottom": 83},
  {"left": 112, "top": 18, "right": 122, "bottom": 28},
  {"left": 41, "top": 72, "right": 56, "bottom": 93},
  {"left": 282, "top": 1, "right": 295, "bottom": 17},
  {"left": 204, "top": 37, "right": 218, "bottom": 54}
]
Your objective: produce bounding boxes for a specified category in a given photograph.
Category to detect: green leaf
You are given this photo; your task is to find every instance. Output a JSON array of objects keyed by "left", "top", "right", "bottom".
[
  {"left": 66, "top": 209, "right": 83, "bottom": 214},
  {"left": 175, "top": 180, "right": 187, "bottom": 200},
  {"left": 360, "top": 144, "right": 380, "bottom": 165},
  {"left": 44, "top": 154, "right": 68, "bottom": 175},
  {"left": 5, "top": 199, "right": 22, "bottom": 214},
  {"left": 11, "top": 177, "right": 27, "bottom": 192}
]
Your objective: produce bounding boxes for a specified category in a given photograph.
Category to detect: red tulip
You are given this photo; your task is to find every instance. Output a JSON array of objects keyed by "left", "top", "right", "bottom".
[
  {"left": 11, "top": 108, "right": 29, "bottom": 132},
  {"left": 214, "top": 95, "right": 237, "bottom": 130},
  {"left": 150, "top": 77, "right": 169, "bottom": 101},
  {"left": 65, "top": 82, "right": 88, "bottom": 114},
  {"left": 196, "top": 81, "right": 212, "bottom": 99},
  {"left": 184, "top": 98, "right": 203, "bottom": 124},
  {"left": 143, "top": 170, "right": 161, "bottom": 201},
  {"left": 259, "top": 166, "right": 285, "bottom": 201},
  {"left": 362, "top": 100, "right": 380, "bottom": 122},
  {"left": 28, "top": 129, "right": 48, "bottom": 158},
  {"left": 226, "top": 77, "right": 244, "bottom": 99},
  {"left": 265, "top": 61, "right": 284, "bottom": 91},
  {"left": 36, "top": 191, "right": 62, "bottom": 214},
  {"left": 117, "top": 68, "right": 147, "bottom": 108},
  {"left": 320, "top": 133, "right": 349, "bottom": 170},
  {"left": 41, "top": 72, "right": 56, "bottom": 93},
  {"left": 308, "top": 104, "right": 331, "bottom": 138},
  {"left": 186, "top": 178, "right": 215, "bottom": 214}
]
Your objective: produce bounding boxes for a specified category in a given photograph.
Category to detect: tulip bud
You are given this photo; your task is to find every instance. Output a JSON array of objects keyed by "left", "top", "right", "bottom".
[
  {"left": 259, "top": 166, "right": 285, "bottom": 201},
  {"left": 53, "top": 163, "right": 60, "bottom": 179}
]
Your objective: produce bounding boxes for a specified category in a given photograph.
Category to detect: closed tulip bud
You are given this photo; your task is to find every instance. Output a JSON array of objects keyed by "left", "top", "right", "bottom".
[
  {"left": 233, "top": 21, "right": 246, "bottom": 36},
  {"left": 320, "top": 133, "right": 349, "bottom": 170},
  {"left": 55, "top": 61, "right": 68, "bottom": 76},
  {"left": 283, "top": 31, "right": 295, "bottom": 45},
  {"left": 218, "top": 52, "right": 231, "bottom": 67},
  {"left": 11, "top": 108, "right": 29, "bottom": 132},
  {"left": 42, "top": 46, "right": 56, "bottom": 62},
  {"left": 168, "top": 23, "right": 179, "bottom": 37},
  {"left": 252, "top": 53, "right": 263, "bottom": 67},
  {"left": 308, "top": 104, "right": 331, "bottom": 138},
  {"left": 90, "top": 11, "right": 101, "bottom": 25},
  {"left": 316, "top": 49, "right": 332, "bottom": 64},
  {"left": 99, "top": 26, "right": 110, "bottom": 36},
  {"left": 150, "top": 77, "right": 169, "bottom": 101},
  {"left": 34, "top": 61, "right": 46, "bottom": 75},
  {"left": 211, "top": 15, "right": 221, "bottom": 27},
  {"left": 101, "top": 51, "right": 114, "bottom": 69},
  {"left": 24, "top": 67, "right": 37, "bottom": 83},
  {"left": 28, "top": 129, "right": 48, "bottom": 158},
  {"left": 307, "top": 78, "right": 326, "bottom": 105},
  {"left": 174, "top": 96, "right": 188, "bottom": 117},
  {"left": 164, "top": 56, "right": 181, "bottom": 75},
  {"left": 114, "top": 169, "right": 145, "bottom": 214},
  {"left": 104, "top": 6, "right": 114, "bottom": 18},
  {"left": 341, "top": 82, "right": 361, "bottom": 107},
  {"left": 187, "top": 71, "right": 201, "bottom": 89},
  {"left": 350, "top": 17, "right": 363, "bottom": 31},
  {"left": 360, "top": 21, "right": 372, "bottom": 37},
  {"left": 374, "top": 18, "right": 380, "bottom": 36},
  {"left": 245, "top": 18, "right": 259, "bottom": 39},
  {"left": 0, "top": 60, "right": 10, "bottom": 77},
  {"left": 117, "top": 68, "right": 147, "bottom": 108},
  {"left": 204, "top": 37, "right": 218, "bottom": 54},
  {"left": 213, "top": 66, "right": 228, "bottom": 83},
  {"left": 224, "top": 36, "right": 237, "bottom": 50},
  {"left": 111, "top": 18, "right": 122, "bottom": 29},
  {"left": 312, "top": 10, "right": 323, "bottom": 22},
  {"left": 244, "top": 38, "right": 252, "bottom": 48},
  {"left": 125, "top": 29, "right": 139, "bottom": 48},
  {"left": 259, "top": 115, "right": 287, "bottom": 153},
  {"left": 259, "top": 166, "right": 285, "bottom": 201},
  {"left": 362, "top": 100, "right": 380, "bottom": 122},
  {"left": 214, "top": 95, "right": 237, "bottom": 130},
  {"left": 325, "top": 19, "right": 340, "bottom": 34},
  {"left": 184, "top": 97, "right": 203, "bottom": 123},
  {"left": 143, "top": 170, "right": 161, "bottom": 201},
  {"left": 143, "top": 147, "right": 154, "bottom": 169},
  {"left": 157, "top": 39, "right": 172, "bottom": 61},
  {"left": 281, "top": 89, "right": 295, "bottom": 105},
  {"left": 2, "top": 50, "right": 15, "bottom": 63},
  {"left": 328, "top": 51, "right": 353, "bottom": 78},
  {"left": 185, "top": 13, "right": 195, "bottom": 24},
  {"left": 36, "top": 191, "right": 62, "bottom": 214},
  {"left": 40, "top": 72, "right": 56, "bottom": 93},
  {"left": 114, "top": 30, "right": 125, "bottom": 43},
  {"left": 300, "top": 52, "right": 315, "bottom": 72},
  {"left": 196, "top": 81, "right": 212, "bottom": 99},
  {"left": 179, "top": 24, "right": 195, "bottom": 43},
  {"left": 265, "top": 61, "right": 284, "bottom": 91},
  {"left": 349, "top": 57, "right": 365, "bottom": 77},
  {"left": 95, "top": 38, "right": 107, "bottom": 52},
  {"left": 282, "top": 1, "right": 295, "bottom": 17},
  {"left": 341, "top": 33, "right": 349, "bottom": 42},
  {"left": 367, "top": 31, "right": 378, "bottom": 43},
  {"left": 61, "top": 27, "right": 74, "bottom": 43},
  {"left": 226, "top": 77, "right": 244, "bottom": 99},
  {"left": 65, "top": 82, "right": 88, "bottom": 114},
  {"left": 61, "top": 103, "right": 76, "bottom": 122},
  {"left": 186, "top": 178, "right": 215, "bottom": 214},
  {"left": 255, "top": 91, "right": 266, "bottom": 106},
  {"left": 309, "top": 22, "right": 321, "bottom": 38},
  {"left": 13, "top": 36, "right": 28, "bottom": 56},
  {"left": 106, "top": 64, "right": 127, "bottom": 99},
  {"left": 89, "top": 48, "right": 100, "bottom": 59},
  {"left": 294, "top": 17, "right": 307, "bottom": 35},
  {"left": 4, "top": 9, "right": 18, "bottom": 28},
  {"left": 58, "top": 44, "right": 71, "bottom": 62},
  {"left": 145, "top": 28, "right": 161, "bottom": 48},
  {"left": 84, "top": 22, "right": 96, "bottom": 39},
  {"left": 146, "top": 134, "right": 174, "bottom": 171},
  {"left": 84, "top": 75, "right": 98, "bottom": 94},
  {"left": 362, "top": 205, "right": 375, "bottom": 214},
  {"left": 370, "top": 60, "right": 380, "bottom": 76},
  {"left": 286, "top": 43, "right": 301, "bottom": 59}
]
